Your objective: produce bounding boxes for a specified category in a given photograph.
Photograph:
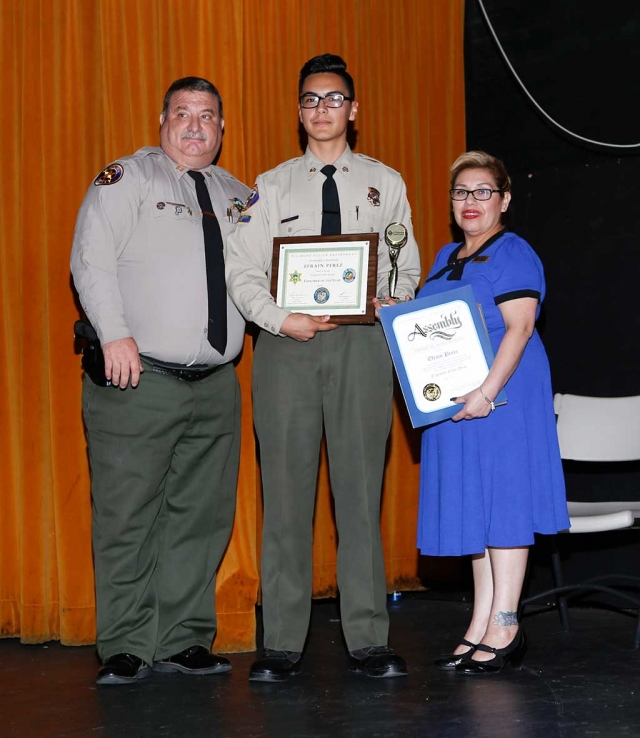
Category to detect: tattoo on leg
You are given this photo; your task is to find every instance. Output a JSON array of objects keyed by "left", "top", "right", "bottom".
[{"left": 493, "top": 611, "right": 518, "bottom": 627}]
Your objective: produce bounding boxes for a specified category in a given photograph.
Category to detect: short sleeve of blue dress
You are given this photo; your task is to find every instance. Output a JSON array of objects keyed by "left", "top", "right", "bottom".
[{"left": 416, "top": 231, "right": 570, "bottom": 556}]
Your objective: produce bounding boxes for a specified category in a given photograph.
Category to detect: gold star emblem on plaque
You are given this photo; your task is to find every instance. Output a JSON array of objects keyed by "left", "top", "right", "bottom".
[{"left": 289, "top": 271, "right": 302, "bottom": 284}]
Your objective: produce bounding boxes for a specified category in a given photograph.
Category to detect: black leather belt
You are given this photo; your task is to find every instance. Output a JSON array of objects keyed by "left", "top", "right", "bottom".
[{"left": 141, "top": 356, "right": 223, "bottom": 382}]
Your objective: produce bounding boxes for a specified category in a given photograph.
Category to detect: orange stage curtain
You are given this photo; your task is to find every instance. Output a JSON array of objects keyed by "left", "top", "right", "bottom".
[{"left": 0, "top": 0, "right": 465, "bottom": 652}]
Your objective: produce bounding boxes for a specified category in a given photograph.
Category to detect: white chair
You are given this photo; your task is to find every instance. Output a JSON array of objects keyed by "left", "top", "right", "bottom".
[{"left": 521, "top": 393, "right": 640, "bottom": 649}]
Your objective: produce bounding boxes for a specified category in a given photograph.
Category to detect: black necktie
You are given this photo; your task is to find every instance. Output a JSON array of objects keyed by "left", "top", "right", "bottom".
[
  {"left": 321, "top": 165, "right": 341, "bottom": 235},
  {"left": 187, "top": 170, "right": 227, "bottom": 354}
]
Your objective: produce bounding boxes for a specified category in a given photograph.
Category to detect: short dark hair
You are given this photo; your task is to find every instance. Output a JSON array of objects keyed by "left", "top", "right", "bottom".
[
  {"left": 161, "top": 76, "right": 223, "bottom": 119},
  {"left": 298, "top": 54, "right": 355, "bottom": 99}
]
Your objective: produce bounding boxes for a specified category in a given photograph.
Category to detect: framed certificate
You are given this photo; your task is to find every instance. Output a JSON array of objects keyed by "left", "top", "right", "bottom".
[
  {"left": 379, "top": 285, "right": 507, "bottom": 428},
  {"left": 270, "top": 234, "right": 379, "bottom": 324}
]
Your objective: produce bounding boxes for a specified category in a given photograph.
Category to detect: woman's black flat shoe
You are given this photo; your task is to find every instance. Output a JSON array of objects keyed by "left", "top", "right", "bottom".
[
  {"left": 455, "top": 629, "right": 526, "bottom": 675},
  {"left": 434, "top": 637, "right": 477, "bottom": 671}
]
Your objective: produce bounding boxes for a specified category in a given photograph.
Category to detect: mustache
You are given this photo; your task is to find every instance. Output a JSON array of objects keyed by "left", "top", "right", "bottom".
[{"left": 181, "top": 131, "right": 206, "bottom": 140}]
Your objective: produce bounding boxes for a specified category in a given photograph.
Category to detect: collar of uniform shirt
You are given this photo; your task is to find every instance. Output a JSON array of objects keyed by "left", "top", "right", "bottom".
[
  {"left": 156, "top": 147, "right": 216, "bottom": 181},
  {"left": 304, "top": 144, "right": 354, "bottom": 182}
]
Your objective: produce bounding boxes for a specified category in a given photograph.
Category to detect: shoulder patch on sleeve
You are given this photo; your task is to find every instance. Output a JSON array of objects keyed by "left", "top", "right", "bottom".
[{"left": 94, "top": 163, "right": 124, "bottom": 186}]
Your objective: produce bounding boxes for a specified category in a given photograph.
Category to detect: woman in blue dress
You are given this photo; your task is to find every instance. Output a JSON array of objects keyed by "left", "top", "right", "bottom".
[{"left": 417, "top": 151, "right": 570, "bottom": 675}]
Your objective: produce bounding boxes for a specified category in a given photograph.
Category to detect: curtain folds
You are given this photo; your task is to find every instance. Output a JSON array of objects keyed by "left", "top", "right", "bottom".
[{"left": 0, "top": 0, "right": 465, "bottom": 652}]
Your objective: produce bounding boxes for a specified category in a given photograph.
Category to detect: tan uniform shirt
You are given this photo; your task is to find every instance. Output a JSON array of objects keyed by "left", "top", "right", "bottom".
[
  {"left": 71, "top": 147, "right": 250, "bottom": 366},
  {"left": 225, "top": 146, "right": 421, "bottom": 334}
]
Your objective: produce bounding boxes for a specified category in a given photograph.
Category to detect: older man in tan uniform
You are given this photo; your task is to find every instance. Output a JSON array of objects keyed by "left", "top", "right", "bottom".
[
  {"left": 71, "top": 77, "right": 249, "bottom": 685},
  {"left": 226, "top": 54, "right": 420, "bottom": 682}
]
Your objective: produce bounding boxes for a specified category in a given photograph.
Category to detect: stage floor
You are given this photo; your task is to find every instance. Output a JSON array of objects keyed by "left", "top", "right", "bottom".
[{"left": 1, "top": 595, "right": 638, "bottom": 737}]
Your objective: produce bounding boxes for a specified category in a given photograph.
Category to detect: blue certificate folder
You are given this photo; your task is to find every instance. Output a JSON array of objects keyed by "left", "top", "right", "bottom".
[{"left": 379, "top": 285, "right": 507, "bottom": 428}]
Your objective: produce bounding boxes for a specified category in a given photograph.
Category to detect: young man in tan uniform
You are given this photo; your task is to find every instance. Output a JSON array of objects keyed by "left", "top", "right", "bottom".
[{"left": 226, "top": 54, "right": 420, "bottom": 682}]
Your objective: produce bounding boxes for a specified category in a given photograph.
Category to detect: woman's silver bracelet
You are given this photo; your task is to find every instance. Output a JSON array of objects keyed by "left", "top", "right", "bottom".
[{"left": 479, "top": 388, "right": 495, "bottom": 412}]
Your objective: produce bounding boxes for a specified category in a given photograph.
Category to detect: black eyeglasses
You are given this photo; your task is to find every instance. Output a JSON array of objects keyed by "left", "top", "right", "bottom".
[
  {"left": 450, "top": 188, "right": 503, "bottom": 201},
  {"left": 299, "top": 92, "right": 353, "bottom": 109}
]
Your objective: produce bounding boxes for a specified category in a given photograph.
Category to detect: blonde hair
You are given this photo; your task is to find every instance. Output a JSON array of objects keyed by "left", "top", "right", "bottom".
[{"left": 450, "top": 151, "right": 511, "bottom": 194}]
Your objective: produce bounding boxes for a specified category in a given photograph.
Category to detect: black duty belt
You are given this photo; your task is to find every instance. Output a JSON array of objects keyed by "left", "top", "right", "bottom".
[{"left": 141, "top": 356, "right": 223, "bottom": 382}]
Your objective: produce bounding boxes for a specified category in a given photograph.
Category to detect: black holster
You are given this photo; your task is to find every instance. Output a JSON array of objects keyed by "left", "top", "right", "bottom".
[{"left": 74, "top": 320, "right": 111, "bottom": 387}]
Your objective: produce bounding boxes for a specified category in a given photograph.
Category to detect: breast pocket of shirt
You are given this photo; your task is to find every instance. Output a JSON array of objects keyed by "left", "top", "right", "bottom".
[
  {"left": 278, "top": 212, "right": 316, "bottom": 237},
  {"left": 150, "top": 204, "right": 201, "bottom": 257},
  {"left": 152, "top": 203, "right": 200, "bottom": 226},
  {"left": 347, "top": 210, "right": 379, "bottom": 235}
]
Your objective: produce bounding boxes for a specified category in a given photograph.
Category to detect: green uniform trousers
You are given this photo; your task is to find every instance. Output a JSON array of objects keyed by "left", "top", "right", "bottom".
[
  {"left": 83, "top": 362, "right": 240, "bottom": 664},
  {"left": 253, "top": 324, "right": 393, "bottom": 652}
]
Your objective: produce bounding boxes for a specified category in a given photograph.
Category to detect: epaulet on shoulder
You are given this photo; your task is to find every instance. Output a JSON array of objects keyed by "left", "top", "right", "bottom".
[
  {"left": 353, "top": 152, "right": 401, "bottom": 177},
  {"left": 212, "top": 164, "right": 239, "bottom": 181},
  {"left": 129, "top": 146, "right": 162, "bottom": 161},
  {"left": 105, "top": 147, "right": 159, "bottom": 169},
  {"left": 265, "top": 156, "right": 303, "bottom": 177}
]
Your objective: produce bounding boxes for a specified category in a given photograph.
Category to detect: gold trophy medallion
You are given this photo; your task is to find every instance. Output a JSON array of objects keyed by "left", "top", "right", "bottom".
[
  {"left": 423, "top": 383, "right": 441, "bottom": 402},
  {"left": 384, "top": 222, "right": 408, "bottom": 300}
]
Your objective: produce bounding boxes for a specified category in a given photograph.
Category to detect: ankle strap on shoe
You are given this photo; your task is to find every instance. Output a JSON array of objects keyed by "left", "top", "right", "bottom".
[{"left": 475, "top": 643, "right": 497, "bottom": 654}]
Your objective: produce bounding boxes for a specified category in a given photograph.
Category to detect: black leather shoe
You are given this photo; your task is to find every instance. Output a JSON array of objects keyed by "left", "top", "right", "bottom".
[
  {"left": 153, "top": 645, "right": 232, "bottom": 675},
  {"left": 434, "top": 637, "right": 477, "bottom": 671},
  {"left": 96, "top": 653, "right": 151, "bottom": 685},
  {"left": 248, "top": 649, "right": 302, "bottom": 682},
  {"left": 348, "top": 646, "right": 408, "bottom": 678},
  {"left": 455, "top": 629, "right": 527, "bottom": 675}
]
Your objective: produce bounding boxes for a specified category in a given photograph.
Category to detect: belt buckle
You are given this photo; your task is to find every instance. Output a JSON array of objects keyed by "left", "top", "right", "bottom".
[{"left": 144, "top": 356, "right": 217, "bottom": 382}]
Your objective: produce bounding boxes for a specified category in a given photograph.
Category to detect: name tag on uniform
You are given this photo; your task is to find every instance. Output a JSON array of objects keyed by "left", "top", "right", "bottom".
[{"left": 280, "top": 215, "right": 299, "bottom": 224}]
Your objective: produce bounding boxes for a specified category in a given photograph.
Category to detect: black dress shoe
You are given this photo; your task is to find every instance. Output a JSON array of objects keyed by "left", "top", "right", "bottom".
[
  {"left": 434, "top": 637, "right": 477, "bottom": 671},
  {"left": 153, "top": 645, "right": 232, "bottom": 675},
  {"left": 455, "top": 629, "right": 527, "bottom": 675},
  {"left": 348, "top": 646, "right": 408, "bottom": 678},
  {"left": 248, "top": 649, "right": 302, "bottom": 682},
  {"left": 97, "top": 653, "right": 151, "bottom": 685}
]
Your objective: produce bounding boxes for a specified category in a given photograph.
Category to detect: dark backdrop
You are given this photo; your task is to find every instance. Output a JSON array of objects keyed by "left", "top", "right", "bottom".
[
  {"left": 465, "top": 0, "right": 640, "bottom": 400},
  {"left": 427, "top": 1, "right": 640, "bottom": 598}
]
